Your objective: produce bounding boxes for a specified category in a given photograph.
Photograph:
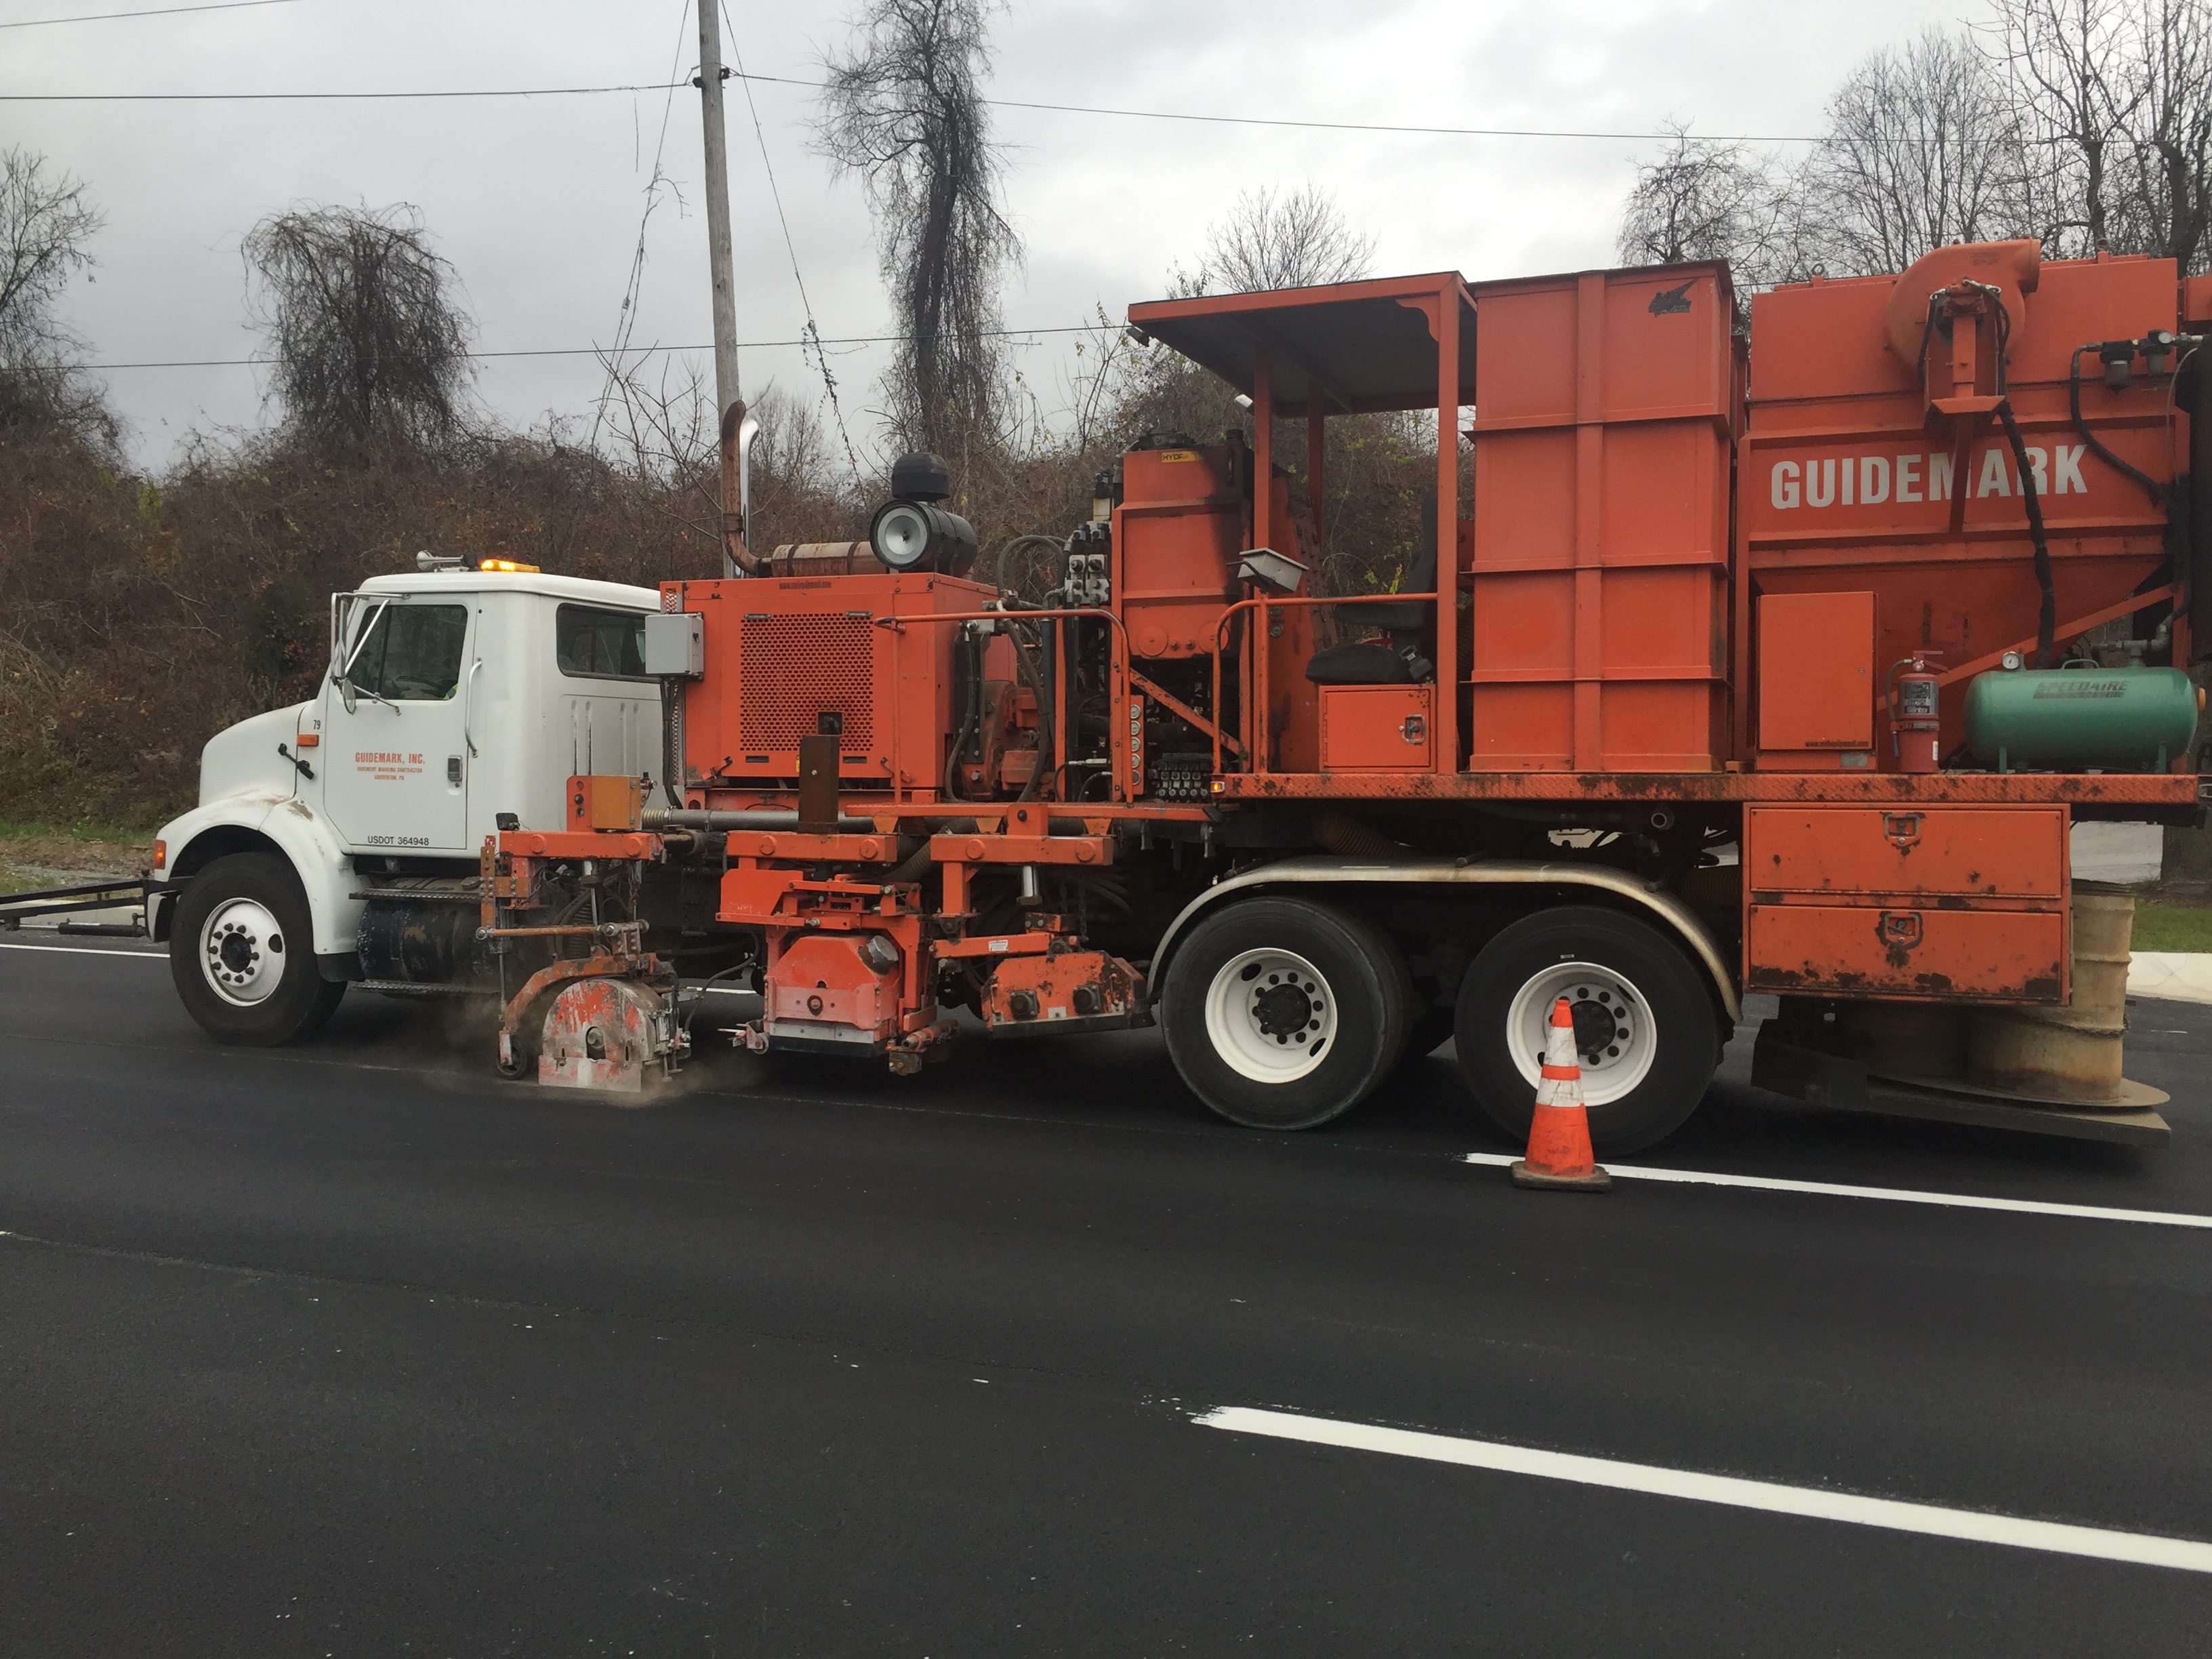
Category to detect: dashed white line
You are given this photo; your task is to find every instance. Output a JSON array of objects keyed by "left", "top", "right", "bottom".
[
  {"left": 1195, "top": 1406, "right": 2212, "bottom": 1574},
  {"left": 1462, "top": 1151, "right": 2212, "bottom": 1229}
]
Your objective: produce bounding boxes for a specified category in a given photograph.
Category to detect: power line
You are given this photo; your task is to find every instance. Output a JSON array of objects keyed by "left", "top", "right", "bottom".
[
  {"left": 734, "top": 72, "right": 1827, "bottom": 146},
  {"left": 0, "top": 0, "right": 299, "bottom": 28},
  {"left": 81, "top": 325, "right": 1101, "bottom": 371},
  {"left": 0, "top": 82, "right": 693, "bottom": 102},
  {"left": 590, "top": 0, "right": 696, "bottom": 449},
  {"left": 0, "top": 73, "right": 1824, "bottom": 143},
  {"left": 720, "top": 0, "right": 861, "bottom": 480}
]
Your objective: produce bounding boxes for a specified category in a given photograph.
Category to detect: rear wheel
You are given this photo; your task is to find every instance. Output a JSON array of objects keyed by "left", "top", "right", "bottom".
[
  {"left": 168, "top": 852, "right": 344, "bottom": 1046},
  {"left": 1163, "top": 897, "right": 1410, "bottom": 1130},
  {"left": 1454, "top": 905, "right": 1717, "bottom": 1154}
]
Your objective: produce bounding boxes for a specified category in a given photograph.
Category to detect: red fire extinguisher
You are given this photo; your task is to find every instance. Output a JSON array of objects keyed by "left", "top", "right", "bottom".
[{"left": 1887, "top": 654, "right": 1944, "bottom": 773}]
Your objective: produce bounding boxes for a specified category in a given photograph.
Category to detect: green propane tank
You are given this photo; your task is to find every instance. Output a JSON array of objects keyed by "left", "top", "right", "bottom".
[{"left": 1963, "top": 660, "right": 2201, "bottom": 772}]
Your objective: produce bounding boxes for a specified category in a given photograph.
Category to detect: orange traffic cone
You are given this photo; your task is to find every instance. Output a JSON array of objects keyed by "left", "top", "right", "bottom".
[{"left": 1510, "top": 997, "right": 1612, "bottom": 1191}]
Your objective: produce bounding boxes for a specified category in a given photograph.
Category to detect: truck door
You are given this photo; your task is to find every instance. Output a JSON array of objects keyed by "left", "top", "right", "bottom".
[{"left": 322, "top": 596, "right": 476, "bottom": 854}]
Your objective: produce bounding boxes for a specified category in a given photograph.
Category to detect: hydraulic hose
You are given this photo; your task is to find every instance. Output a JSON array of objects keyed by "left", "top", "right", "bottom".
[
  {"left": 659, "top": 676, "right": 685, "bottom": 809},
  {"left": 989, "top": 533, "right": 1069, "bottom": 598},
  {"left": 2068, "top": 342, "right": 2192, "bottom": 657},
  {"left": 1009, "top": 620, "right": 1053, "bottom": 804},
  {"left": 2069, "top": 346, "right": 2171, "bottom": 506},
  {"left": 943, "top": 626, "right": 981, "bottom": 801},
  {"left": 2191, "top": 356, "right": 2212, "bottom": 657},
  {"left": 1996, "top": 403, "right": 2057, "bottom": 668}
]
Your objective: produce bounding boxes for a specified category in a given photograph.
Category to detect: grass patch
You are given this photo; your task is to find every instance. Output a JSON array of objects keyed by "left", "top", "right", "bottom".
[
  {"left": 0, "top": 820, "right": 155, "bottom": 843},
  {"left": 0, "top": 823, "right": 152, "bottom": 895},
  {"left": 2133, "top": 901, "right": 2212, "bottom": 954}
]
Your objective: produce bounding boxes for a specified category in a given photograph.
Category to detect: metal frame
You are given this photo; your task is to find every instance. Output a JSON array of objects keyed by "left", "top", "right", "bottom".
[{"left": 1133, "top": 272, "right": 1473, "bottom": 779}]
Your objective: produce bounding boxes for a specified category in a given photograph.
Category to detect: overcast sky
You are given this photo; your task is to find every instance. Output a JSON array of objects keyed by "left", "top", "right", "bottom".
[{"left": 5, "top": 0, "right": 1981, "bottom": 470}]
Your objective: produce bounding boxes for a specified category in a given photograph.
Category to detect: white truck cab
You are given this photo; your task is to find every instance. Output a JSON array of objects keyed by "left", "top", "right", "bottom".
[{"left": 152, "top": 567, "right": 663, "bottom": 1044}]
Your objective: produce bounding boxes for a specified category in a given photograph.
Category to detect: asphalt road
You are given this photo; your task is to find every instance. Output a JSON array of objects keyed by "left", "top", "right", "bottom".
[{"left": 5, "top": 937, "right": 2211, "bottom": 1657}]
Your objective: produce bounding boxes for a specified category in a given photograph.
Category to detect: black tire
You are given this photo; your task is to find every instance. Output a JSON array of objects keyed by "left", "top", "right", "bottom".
[
  {"left": 1454, "top": 905, "right": 1718, "bottom": 1155},
  {"left": 168, "top": 852, "right": 345, "bottom": 1046},
  {"left": 1162, "top": 896, "right": 1411, "bottom": 1130}
]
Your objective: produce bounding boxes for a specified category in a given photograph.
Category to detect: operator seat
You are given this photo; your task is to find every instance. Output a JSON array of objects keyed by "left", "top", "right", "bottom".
[{"left": 1304, "top": 500, "right": 1437, "bottom": 685}]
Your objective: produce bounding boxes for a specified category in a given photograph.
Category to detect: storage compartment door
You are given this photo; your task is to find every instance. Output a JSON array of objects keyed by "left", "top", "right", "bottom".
[
  {"left": 1746, "top": 903, "right": 2066, "bottom": 1001},
  {"left": 1319, "top": 686, "right": 1434, "bottom": 771}
]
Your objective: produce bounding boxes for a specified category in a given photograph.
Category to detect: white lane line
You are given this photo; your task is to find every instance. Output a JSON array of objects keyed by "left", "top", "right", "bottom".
[
  {"left": 1461, "top": 1151, "right": 2212, "bottom": 1230},
  {"left": 1195, "top": 1406, "right": 2212, "bottom": 1575},
  {"left": 0, "top": 941, "right": 163, "bottom": 959}
]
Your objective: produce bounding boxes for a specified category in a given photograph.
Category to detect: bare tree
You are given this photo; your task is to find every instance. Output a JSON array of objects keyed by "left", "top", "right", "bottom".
[
  {"left": 817, "top": 0, "right": 1019, "bottom": 454},
  {"left": 1616, "top": 122, "right": 1789, "bottom": 283},
  {"left": 596, "top": 352, "right": 864, "bottom": 558},
  {"left": 1982, "top": 1, "right": 2212, "bottom": 272},
  {"left": 243, "top": 203, "right": 476, "bottom": 451},
  {"left": 1179, "top": 184, "right": 1376, "bottom": 295},
  {"left": 1981, "top": 0, "right": 2139, "bottom": 258},
  {"left": 0, "top": 147, "right": 110, "bottom": 441},
  {"left": 1790, "top": 27, "right": 2026, "bottom": 276},
  {"left": 2106, "top": 0, "right": 2212, "bottom": 270}
]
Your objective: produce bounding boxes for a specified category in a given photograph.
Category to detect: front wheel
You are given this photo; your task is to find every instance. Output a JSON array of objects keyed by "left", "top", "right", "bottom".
[
  {"left": 1454, "top": 905, "right": 1718, "bottom": 1155},
  {"left": 168, "top": 852, "right": 345, "bottom": 1046},
  {"left": 1162, "top": 897, "right": 1411, "bottom": 1130}
]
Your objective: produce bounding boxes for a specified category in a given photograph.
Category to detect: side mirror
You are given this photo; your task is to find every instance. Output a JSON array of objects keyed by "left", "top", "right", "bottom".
[{"left": 329, "top": 595, "right": 388, "bottom": 715}]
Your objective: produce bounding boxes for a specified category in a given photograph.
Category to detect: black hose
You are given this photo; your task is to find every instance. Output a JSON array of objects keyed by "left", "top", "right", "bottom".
[
  {"left": 659, "top": 676, "right": 684, "bottom": 809},
  {"left": 943, "top": 628, "right": 981, "bottom": 800},
  {"left": 990, "top": 533, "right": 1069, "bottom": 598},
  {"left": 680, "top": 955, "right": 758, "bottom": 1040},
  {"left": 1996, "top": 401, "right": 2057, "bottom": 668},
  {"left": 884, "top": 842, "right": 935, "bottom": 886},
  {"left": 2068, "top": 342, "right": 2192, "bottom": 654},
  {"left": 2069, "top": 347, "right": 2171, "bottom": 506},
  {"left": 1010, "top": 621, "right": 1053, "bottom": 803},
  {"left": 2190, "top": 355, "right": 2212, "bottom": 659}
]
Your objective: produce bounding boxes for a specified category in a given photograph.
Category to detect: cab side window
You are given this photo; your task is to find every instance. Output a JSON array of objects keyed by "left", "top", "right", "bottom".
[
  {"left": 348, "top": 604, "right": 470, "bottom": 701},
  {"left": 556, "top": 605, "right": 649, "bottom": 680}
]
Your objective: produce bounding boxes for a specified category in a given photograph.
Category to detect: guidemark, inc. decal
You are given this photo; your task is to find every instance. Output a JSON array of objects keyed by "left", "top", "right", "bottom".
[
  {"left": 354, "top": 750, "right": 425, "bottom": 781},
  {"left": 1769, "top": 445, "right": 2087, "bottom": 510}
]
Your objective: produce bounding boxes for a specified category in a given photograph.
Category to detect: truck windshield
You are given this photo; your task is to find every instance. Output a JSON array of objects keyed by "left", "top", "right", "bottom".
[
  {"left": 346, "top": 603, "right": 470, "bottom": 701},
  {"left": 556, "top": 605, "right": 649, "bottom": 680}
]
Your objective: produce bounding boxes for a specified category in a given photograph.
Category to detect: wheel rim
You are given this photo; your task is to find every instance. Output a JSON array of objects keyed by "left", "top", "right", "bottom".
[
  {"left": 199, "top": 897, "right": 287, "bottom": 1007},
  {"left": 1204, "top": 947, "right": 1338, "bottom": 1083},
  {"left": 1503, "top": 960, "right": 1656, "bottom": 1106}
]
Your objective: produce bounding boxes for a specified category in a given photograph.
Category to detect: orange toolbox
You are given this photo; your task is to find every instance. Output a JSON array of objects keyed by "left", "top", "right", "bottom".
[{"left": 1744, "top": 806, "right": 2069, "bottom": 1001}]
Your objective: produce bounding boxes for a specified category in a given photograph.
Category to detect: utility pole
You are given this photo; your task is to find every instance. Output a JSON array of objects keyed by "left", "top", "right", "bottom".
[
  {"left": 696, "top": 1, "right": 741, "bottom": 423},
  {"left": 695, "top": 1, "right": 748, "bottom": 577}
]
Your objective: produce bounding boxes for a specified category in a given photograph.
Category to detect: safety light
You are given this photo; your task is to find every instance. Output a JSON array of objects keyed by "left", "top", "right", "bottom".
[{"left": 479, "top": 558, "right": 540, "bottom": 573}]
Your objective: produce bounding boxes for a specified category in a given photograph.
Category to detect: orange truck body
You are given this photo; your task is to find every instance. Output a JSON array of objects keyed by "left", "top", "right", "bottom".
[{"left": 490, "top": 241, "right": 2207, "bottom": 1135}]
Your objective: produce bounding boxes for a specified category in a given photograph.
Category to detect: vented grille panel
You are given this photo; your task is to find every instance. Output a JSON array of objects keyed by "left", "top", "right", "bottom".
[{"left": 739, "top": 615, "right": 878, "bottom": 752}]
